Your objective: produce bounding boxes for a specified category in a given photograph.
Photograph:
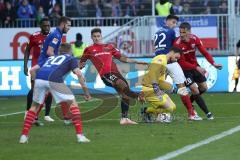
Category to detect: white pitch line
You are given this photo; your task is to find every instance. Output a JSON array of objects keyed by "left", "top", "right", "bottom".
[
  {"left": 0, "top": 97, "right": 116, "bottom": 117},
  {"left": 153, "top": 125, "right": 240, "bottom": 160}
]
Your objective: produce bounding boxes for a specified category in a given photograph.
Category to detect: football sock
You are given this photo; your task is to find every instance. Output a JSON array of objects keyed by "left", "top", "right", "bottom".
[
  {"left": 235, "top": 78, "right": 239, "bottom": 88},
  {"left": 45, "top": 93, "right": 52, "bottom": 116},
  {"left": 70, "top": 106, "right": 83, "bottom": 134},
  {"left": 191, "top": 94, "right": 209, "bottom": 114},
  {"left": 121, "top": 98, "right": 129, "bottom": 118},
  {"left": 190, "top": 89, "right": 205, "bottom": 103},
  {"left": 60, "top": 102, "right": 70, "bottom": 119},
  {"left": 22, "top": 110, "right": 36, "bottom": 135},
  {"left": 180, "top": 95, "right": 195, "bottom": 116},
  {"left": 26, "top": 89, "right": 33, "bottom": 110}
]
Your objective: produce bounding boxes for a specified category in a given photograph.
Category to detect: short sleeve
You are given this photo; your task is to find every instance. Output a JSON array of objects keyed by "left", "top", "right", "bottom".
[{"left": 49, "top": 35, "right": 60, "bottom": 48}]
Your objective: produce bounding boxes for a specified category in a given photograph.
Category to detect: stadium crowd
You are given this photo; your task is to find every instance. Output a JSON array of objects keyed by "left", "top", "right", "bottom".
[{"left": 0, "top": 0, "right": 234, "bottom": 27}]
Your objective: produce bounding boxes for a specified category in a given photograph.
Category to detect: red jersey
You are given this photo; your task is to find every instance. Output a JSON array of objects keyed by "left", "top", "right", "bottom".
[
  {"left": 28, "top": 31, "right": 48, "bottom": 66},
  {"left": 173, "top": 34, "right": 215, "bottom": 70},
  {"left": 80, "top": 43, "right": 121, "bottom": 77}
]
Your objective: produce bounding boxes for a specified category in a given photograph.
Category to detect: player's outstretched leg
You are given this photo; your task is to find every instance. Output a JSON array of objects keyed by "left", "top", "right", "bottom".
[
  {"left": 114, "top": 79, "right": 139, "bottom": 125},
  {"left": 190, "top": 83, "right": 214, "bottom": 120},
  {"left": 119, "top": 97, "right": 138, "bottom": 125}
]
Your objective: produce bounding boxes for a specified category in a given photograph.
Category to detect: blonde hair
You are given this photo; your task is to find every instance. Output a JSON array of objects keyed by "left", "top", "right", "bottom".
[{"left": 59, "top": 43, "right": 72, "bottom": 55}]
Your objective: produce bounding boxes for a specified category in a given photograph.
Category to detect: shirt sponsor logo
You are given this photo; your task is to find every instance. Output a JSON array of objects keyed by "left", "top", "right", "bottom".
[
  {"left": 52, "top": 38, "right": 59, "bottom": 44},
  {"left": 95, "top": 52, "right": 110, "bottom": 56}
]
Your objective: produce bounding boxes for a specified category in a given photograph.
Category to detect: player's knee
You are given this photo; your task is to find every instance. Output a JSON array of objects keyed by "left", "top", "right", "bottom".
[
  {"left": 165, "top": 104, "right": 176, "bottom": 113},
  {"left": 177, "top": 87, "right": 188, "bottom": 96},
  {"left": 30, "top": 102, "right": 40, "bottom": 112},
  {"left": 190, "top": 84, "right": 200, "bottom": 94},
  {"left": 199, "top": 84, "right": 208, "bottom": 93},
  {"left": 115, "top": 79, "right": 128, "bottom": 90}
]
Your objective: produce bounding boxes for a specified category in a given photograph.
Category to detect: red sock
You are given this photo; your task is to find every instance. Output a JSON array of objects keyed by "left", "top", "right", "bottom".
[
  {"left": 180, "top": 95, "right": 195, "bottom": 116},
  {"left": 60, "top": 102, "right": 70, "bottom": 119},
  {"left": 70, "top": 106, "right": 83, "bottom": 134},
  {"left": 22, "top": 110, "right": 36, "bottom": 135}
]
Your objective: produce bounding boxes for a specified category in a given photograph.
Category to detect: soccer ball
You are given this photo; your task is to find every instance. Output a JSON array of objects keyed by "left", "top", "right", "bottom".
[{"left": 156, "top": 113, "right": 172, "bottom": 123}]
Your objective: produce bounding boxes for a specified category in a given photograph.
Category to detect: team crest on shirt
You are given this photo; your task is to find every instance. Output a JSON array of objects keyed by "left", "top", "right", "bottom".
[
  {"left": 52, "top": 38, "right": 59, "bottom": 44},
  {"left": 191, "top": 43, "right": 195, "bottom": 48}
]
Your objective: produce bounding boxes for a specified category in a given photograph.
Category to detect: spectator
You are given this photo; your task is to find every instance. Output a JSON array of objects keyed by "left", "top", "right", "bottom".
[
  {"left": 36, "top": 6, "right": 45, "bottom": 25},
  {"left": 137, "top": 0, "right": 151, "bottom": 16},
  {"left": 1, "top": 1, "right": 16, "bottom": 27},
  {"left": 202, "top": 6, "right": 211, "bottom": 14},
  {"left": 87, "top": 0, "right": 103, "bottom": 17},
  {"left": 71, "top": 33, "right": 88, "bottom": 58},
  {"left": 173, "top": 0, "right": 183, "bottom": 14},
  {"left": 49, "top": 3, "right": 62, "bottom": 21},
  {"left": 122, "top": 0, "right": 136, "bottom": 17},
  {"left": 218, "top": 1, "right": 228, "bottom": 14},
  {"left": 111, "top": 0, "right": 122, "bottom": 17},
  {"left": 202, "top": 0, "right": 218, "bottom": 14},
  {"left": 75, "top": 0, "right": 89, "bottom": 17},
  {"left": 0, "top": 0, "right": 4, "bottom": 12},
  {"left": 180, "top": 3, "right": 191, "bottom": 14},
  {"left": 87, "top": 0, "right": 103, "bottom": 25},
  {"left": 17, "top": 0, "right": 34, "bottom": 18},
  {"left": 155, "top": 0, "right": 174, "bottom": 16},
  {"left": 187, "top": 0, "right": 202, "bottom": 14}
]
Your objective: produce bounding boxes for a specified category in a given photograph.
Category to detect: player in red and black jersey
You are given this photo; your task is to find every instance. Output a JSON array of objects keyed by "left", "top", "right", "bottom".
[
  {"left": 174, "top": 22, "right": 222, "bottom": 120},
  {"left": 80, "top": 28, "right": 147, "bottom": 125},
  {"left": 23, "top": 18, "right": 54, "bottom": 124}
]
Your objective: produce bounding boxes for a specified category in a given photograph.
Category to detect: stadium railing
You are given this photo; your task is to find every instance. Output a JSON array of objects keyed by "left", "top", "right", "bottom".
[
  {"left": 0, "top": 14, "right": 238, "bottom": 57},
  {"left": 103, "top": 15, "right": 233, "bottom": 57},
  {"left": 0, "top": 17, "right": 134, "bottom": 28}
]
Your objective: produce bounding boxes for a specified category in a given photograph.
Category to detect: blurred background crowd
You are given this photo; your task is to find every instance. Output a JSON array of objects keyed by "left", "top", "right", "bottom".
[{"left": 0, "top": 0, "right": 237, "bottom": 27}]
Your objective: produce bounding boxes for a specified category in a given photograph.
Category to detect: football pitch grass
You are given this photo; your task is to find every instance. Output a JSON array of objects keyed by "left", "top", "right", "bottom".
[{"left": 0, "top": 93, "right": 240, "bottom": 160}]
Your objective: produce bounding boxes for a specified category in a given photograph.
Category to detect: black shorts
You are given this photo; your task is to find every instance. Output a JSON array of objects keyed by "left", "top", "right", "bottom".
[
  {"left": 183, "top": 69, "right": 206, "bottom": 87},
  {"left": 101, "top": 72, "right": 128, "bottom": 88}
]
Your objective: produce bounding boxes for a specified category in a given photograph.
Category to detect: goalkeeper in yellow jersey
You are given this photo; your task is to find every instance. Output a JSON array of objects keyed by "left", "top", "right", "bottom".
[{"left": 141, "top": 47, "right": 181, "bottom": 123}]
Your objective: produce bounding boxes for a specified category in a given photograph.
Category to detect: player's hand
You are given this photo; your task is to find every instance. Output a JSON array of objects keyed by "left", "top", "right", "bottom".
[
  {"left": 213, "top": 63, "right": 223, "bottom": 70},
  {"left": 24, "top": 66, "right": 28, "bottom": 76},
  {"left": 84, "top": 94, "right": 92, "bottom": 101},
  {"left": 196, "top": 66, "right": 206, "bottom": 76},
  {"left": 79, "top": 62, "right": 86, "bottom": 69}
]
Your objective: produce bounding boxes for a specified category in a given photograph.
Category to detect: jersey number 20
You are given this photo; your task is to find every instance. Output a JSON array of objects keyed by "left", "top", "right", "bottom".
[{"left": 43, "top": 55, "right": 66, "bottom": 67}]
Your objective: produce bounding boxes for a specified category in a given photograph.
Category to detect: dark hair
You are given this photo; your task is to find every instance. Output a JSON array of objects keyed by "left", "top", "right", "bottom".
[
  {"left": 166, "top": 14, "right": 179, "bottom": 21},
  {"left": 179, "top": 22, "right": 191, "bottom": 30},
  {"left": 40, "top": 17, "right": 49, "bottom": 24},
  {"left": 59, "top": 43, "right": 72, "bottom": 54},
  {"left": 58, "top": 16, "right": 71, "bottom": 25},
  {"left": 169, "top": 46, "right": 182, "bottom": 54},
  {"left": 76, "top": 33, "right": 82, "bottom": 41},
  {"left": 91, "top": 28, "right": 101, "bottom": 35}
]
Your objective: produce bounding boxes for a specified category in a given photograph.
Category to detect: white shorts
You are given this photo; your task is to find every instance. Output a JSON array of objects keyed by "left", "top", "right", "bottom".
[
  {"left": 33, "top": 79, "right": 74, "bottom": 104},
  {"left": 166, "top": 62, "right": 186, "bottom": 84}
]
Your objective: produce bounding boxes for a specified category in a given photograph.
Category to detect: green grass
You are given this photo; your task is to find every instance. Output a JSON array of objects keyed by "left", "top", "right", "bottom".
[{"left": 0, "top": 93, "right": 240, "bottom": 160}]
